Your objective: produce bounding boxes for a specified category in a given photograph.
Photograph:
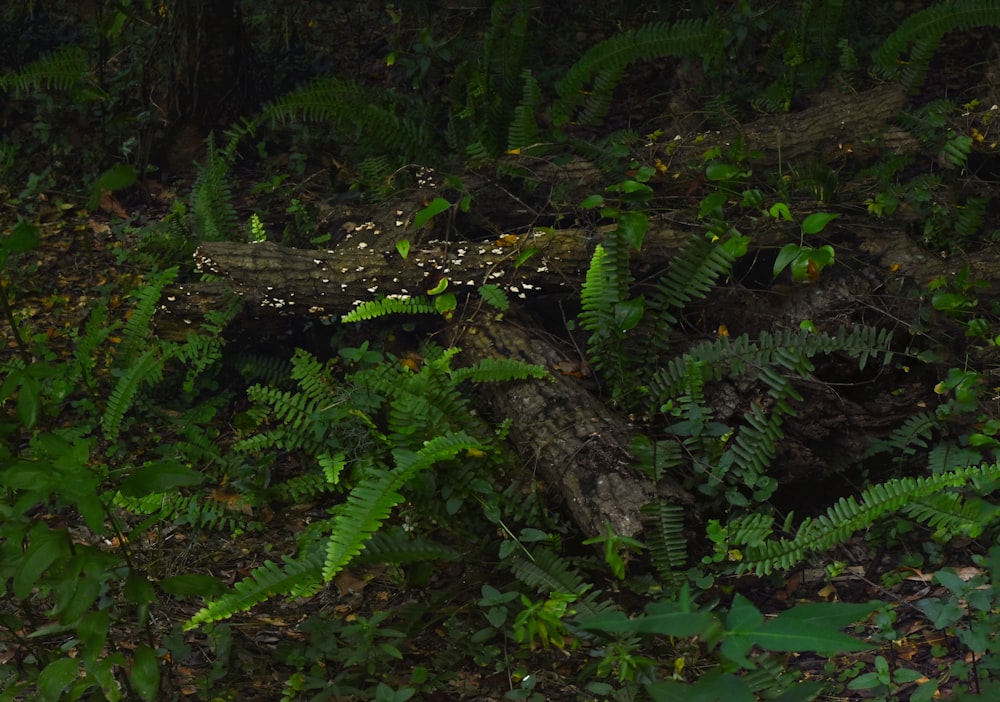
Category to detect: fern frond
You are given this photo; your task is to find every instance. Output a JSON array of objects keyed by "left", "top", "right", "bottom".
[
  {"left": 507, "top": 70, "right": 542, "bottom": 152},
  {"left": 289, "top": 347, "right": 338, "bottom": 404},
  {"left": 323, "top": 431, "right": 482, "bottom": 580},
  {"left": 233, "top": 352, "right": 294, "bottom": 385},
  {"left": 511, "top": 547, "right": 589, "bottom": 595},
  {"left": 117, "top": 267, "right": 178, "bottom": 365},
  {"left": 510, "top": 548, "right": 614, "bottom": 619},
  {"left": 259, "top": 76, "right": 433, "bottom": 164},
  {"left": 579, "top": 244, "right": 618, "bottom": 336},
  {"left": 356, "top": 526, "right": 459, "bottom": 565},
  {"left": 639, "top": 232, "right": 748, "bottom": 358},
  {"left": 115, "top": 489, "right": 246, "bottom": 533},
  {"left": 953, "top": 197, "right": 987, "bottom": 242},
  {"left": 865, "top": 410, "right": 937, "bottom": 459},
  {"left": 723, "top": 402, "right": 788, "bottom": 502},
  {"left": 0, "top": 45, "right": 92, "bottom": 95},
  {"left": 873, "top": 0, "right": 1000, "bottom": 92},
  {"left": 174, "top": 331, "right": 226, "bottom": 393},
  {"left": 739, "top": 462, "right": 1000, "bottom": 575},
  {"left": 648, "top": 326, "right": 894, "bottom": 408},
  {"left": 643, "top": 503, "right": 687, "bottom": 586},
  {"left": 903, "top": 493, "right": 1000, "bottom": 541},
  {"left": 269, "top": 472, "right": 335, "bottom": 503},
  {"left": 103, "top": 348, "right": 168, "bottom": 442},
  {"left": 322, "top": 463, "right": 420, "bottom": 582},
  {"left": 450, "top": 357, "right": 548, "bottom": 384},
  {"left": 553, "top": 19, "right": 724, "bottom": 126},
  {"left": 185, "top": 548, "right": 325, "bottom": 629},
  {"left": 189, "top": 135, "right": 238, "bottom": 242},
  {"left": 478, "top": 283, "right": 511, "bottom": 311},
  {"left": 341, "top": 296, "right": 437, "bottom": 323}
]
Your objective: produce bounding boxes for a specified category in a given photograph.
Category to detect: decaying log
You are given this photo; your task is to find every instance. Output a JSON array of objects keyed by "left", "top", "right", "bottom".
[
  {"left": 154, "top": 81, "right": 924, "bottom": 538},
  {"left": 451, "top": 313, "right": 693, "bottom": 539},
  {"left": 164, "top": 221, "right": 692, "bottom": 326},
  {"left": 652, "top": 83, "right": 911, "bottom": 169}
]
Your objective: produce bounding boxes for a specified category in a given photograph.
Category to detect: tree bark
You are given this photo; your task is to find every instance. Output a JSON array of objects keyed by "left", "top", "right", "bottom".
[
  {"left": 450, "top": 313, "right": 693, "bottom": 539},
  {"left": 651, "top": 83, "right": 910, "bottom": 169}
]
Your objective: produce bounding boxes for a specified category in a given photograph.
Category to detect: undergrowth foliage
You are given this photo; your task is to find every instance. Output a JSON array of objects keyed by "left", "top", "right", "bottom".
[
  {"left": 5, "top": 1, "right": 1000, "bottom": 699},
  {"left": 186, "top": 344, "right": 547, "bottom": 628}
]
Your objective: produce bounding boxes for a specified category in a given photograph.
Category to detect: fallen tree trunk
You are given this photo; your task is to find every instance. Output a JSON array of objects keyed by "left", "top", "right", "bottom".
[
  {"left": 651, "top": 83, "right": 910, "bottom": 169},
  {"left": 450, "top": 312, "right": 693, "bottom": 539},
  {"left": 154, "top": 82, "right": 927, "bottom": 539}
]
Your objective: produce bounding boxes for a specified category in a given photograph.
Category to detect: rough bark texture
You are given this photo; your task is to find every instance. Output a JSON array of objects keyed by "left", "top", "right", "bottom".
[
  {"left": 450, "top": 314, "right": 693, "bottom": 539},
  {"left": 654, "top": 83, "right": 911, "bottom": 168},
  {"left": 180, "top": 223, "right": 690, "bottom": 322}
]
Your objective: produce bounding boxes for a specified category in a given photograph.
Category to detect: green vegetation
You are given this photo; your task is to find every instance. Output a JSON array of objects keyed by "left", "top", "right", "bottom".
[{"left": 3, "top": 1, "right": 1000, "bottom": 700}]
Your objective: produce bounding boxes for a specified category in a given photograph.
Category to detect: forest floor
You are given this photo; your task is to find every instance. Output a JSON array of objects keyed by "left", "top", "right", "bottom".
[{"left": 3, "top": 2, "right": 1000, "bottom": 700}]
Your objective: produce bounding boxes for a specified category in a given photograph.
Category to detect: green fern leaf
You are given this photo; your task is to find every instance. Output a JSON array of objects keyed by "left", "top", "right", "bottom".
[
  {"left": 341, "top": 296, "right": 437, "bottom": 323},
  {"left": 356, "top": 526, "right": 459, "bottom": 564},
  {"left": 644, "top": 503, "right": 687, "bottom": 585},
  {"left": 873, "top": 0, "right": 1000, "bottom": 91},
  {"left": 323, "top": 431, "right": 482, "bottom": 580},
  {"left": 740, "top": 462, "right": 1000, "bottom": 575},
  {"left": 450, "top": 357, "right": 547, "bottom": 384},
  {"left": 553, "top": 19, "right": 724, "bottom": 126},
  {"left": 185, "top": 549, "right": 324, "bottom": 629},
  {"left": 103, "top": 348, "right": 167, "bottom": 442},
  {"left": 0, "top": 45, "right": 92, "bottom": 95}
]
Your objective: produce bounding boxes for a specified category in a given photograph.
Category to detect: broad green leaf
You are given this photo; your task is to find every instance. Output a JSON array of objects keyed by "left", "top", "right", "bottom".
[
  {"left": 932, "top": 291, "right": 973, "bottom": 312},
  {"left": 433, "top": 293, "right": 456, "bottom": 317},
  {"left": 617, "top": 211, "right": 648, "bottom": 250},
  {"left": 918, "top": 597, "right": 965, "bottom": 629},
  {"left": 725, "top": 594, "right": 764, "bottom": 632},
  {"left": 647, "top": 671, "right": 755, "bottom": 702},
  {"left": 38, "top": 658, "right": 80, "bottom": 702},
  {"left": 427, "top": 277, "right": 449, "bottom": 295},
  {"left": 706, "top": 163, "right": 748, "bottom": 181},
  {"left": 768, "top": 202, "right": 793, "bottom": 220},
  {"left": 519, "top": 528, "right": 549, "bottom": 542},
  {"left": 88, "top": 163, "right": 137, "bottom": 207},
  {"left": 125, "top": 573, "right": 156, "bottom": 605},
  {"left": 15, "top": 374, "right": 41, "bottom": 430},
  {"left": 14, "top": 527, "right": 69, "bottom": 600},
  {"left": 801, "top": 212, "right": 839, "bottom": 234},
  {"left": 612, "top": 179, "right": 654, "bottom": 201},
  {"left": 87, "top": 655, "right": 124, "bottom": 702},
  {"left": 754, "top": 600, "right": 880, "bottom": 654},
  {"left": 412, "top": 197, "right": 450, "bottom": 230},
  {"left": 614, "top": 297, "right": 645, "bottom": 332},
  {"left": 4, "top": 220, "right": 41, "bottom": 254},
  {"left": 813, "top": 245, "right": 835, "bottom": 266},
  {"left": 774, "top": 243, "right": 802, "bottom": 277},
  {"left": 395, "top": 239, "right": 410, "bottom": 260},
  {"left": 159, "top": 574, "right": 230, "bottom": 598},
  {"left": 721, "top": 595, "right": 763, "bottom": 667},
  {"left": 75, "top": 493, "right": 108, "bottom": 535},
  {"left": 119, "top": 461, "right": 204, "bottom": 497},
  {"left": 513, "top": 247, "right": 537, "bottom": 268},
  {"left": 699, "top": 191, "right": 728, "bottom": 217},
  {"left": 723, "top": 234, "right": 750, "bottom": 258},
  {"left": 53, "top": 573, "right": 101, "bottom": 623},
  {"left": 772, "top": 682, "right": 826, "bottom": 702},
  {"left": 77, "top": 610, "right": 111, "bottom": 664},
  {"left": 578, "top": 602, "right": 716, "bottom": 638},
  {"left": 129, "top": 644, "right": 160, "bottom": 701}
]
